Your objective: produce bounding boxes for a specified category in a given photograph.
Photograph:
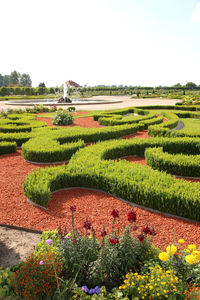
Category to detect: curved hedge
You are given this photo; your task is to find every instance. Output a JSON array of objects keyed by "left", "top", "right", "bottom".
[
  {"left": 148, "top": 112, "right": 179, "bottom": 137},
  {"left": 145, "top": 147, "right": 200, "bottom": 177},
  {"left": 22, "top": 139, "right": 85, "bottom": 163},
  {"left": 0, "top": 114, "right": 46, "bottom": 133},
  {"left": 21, "top": 123, "right": 144, "bottom": 162},
  {"left": 0, "top": 141, "right": 17, "bottom": 155},
  {"left": 23, "top": 137, "right": 200, "bottom": 221}
]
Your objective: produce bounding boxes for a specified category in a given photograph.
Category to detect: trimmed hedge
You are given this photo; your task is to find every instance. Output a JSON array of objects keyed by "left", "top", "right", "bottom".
[
  {"left": 22, "top": 139, "right": 85, "bottom": 163},
  {"left": 0, "top": 132, "right": 32, "bottom": 147},
  {"left": 148, "top": 112, "right": 179, "bottom": 137},
  {"left": 145, "top": 147, "right": 200, "bottom": 177},
  {"left": 0, "top": 141, "right": 17, "bottom": 155},
  {"left": 23, "top": 137, "right": 200, "bottom": 221},
  {"left": 0, "top": 114, "right": 46, "bottom": 133},
  {"left": 21, "top": 123, "right": 144, "bottom": 162}
]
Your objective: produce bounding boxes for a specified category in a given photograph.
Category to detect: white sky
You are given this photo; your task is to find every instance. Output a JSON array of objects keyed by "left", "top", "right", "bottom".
[{"left": 0, "top": 0, "right": 200, "bottom": 87}]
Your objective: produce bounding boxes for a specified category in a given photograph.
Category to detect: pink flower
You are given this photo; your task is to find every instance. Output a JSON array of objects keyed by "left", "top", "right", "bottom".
[{"left": 39, "top": 260, "right": 44, "bottom": 265}]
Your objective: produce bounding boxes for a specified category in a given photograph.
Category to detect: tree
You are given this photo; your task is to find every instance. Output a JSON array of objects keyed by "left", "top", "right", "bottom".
[
  {"left": 185, "top": 82, "right": 197, "bottom": 89},
  {"left": 9, "top": 70, "right": 20, "bottom": 85},
  {"left": 38, "top": 82, "right": 46, "bottom": 87},
  {"left": 0, "top": 74, "right": 3, "bottom": 87},
  {"left": 20, "top": 73, "right": 32, "bottom": 86},
  {"left": 2, "top": 75, "right": 10, "bottom": 86}
]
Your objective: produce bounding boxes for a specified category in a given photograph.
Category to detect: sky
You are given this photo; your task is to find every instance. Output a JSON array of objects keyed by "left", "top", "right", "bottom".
[{"left": 1, "top": 0, "right": 200, "bottom": 87}]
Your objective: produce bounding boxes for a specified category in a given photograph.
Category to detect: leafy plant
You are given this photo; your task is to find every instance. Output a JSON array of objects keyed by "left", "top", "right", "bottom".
[{"left": 53, "top": 110, "right": 74, "bottom": 126}]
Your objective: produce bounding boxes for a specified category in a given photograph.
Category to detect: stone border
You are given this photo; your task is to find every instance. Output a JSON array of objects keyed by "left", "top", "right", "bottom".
[
  {"left": 27, "top": 187, "right": 200, "bottom": 225},
  {"left": 0, "top": 223, "right": 42, "bottom": 234}
]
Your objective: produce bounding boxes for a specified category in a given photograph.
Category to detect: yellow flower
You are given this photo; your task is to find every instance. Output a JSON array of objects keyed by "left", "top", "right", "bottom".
[
  {"left": 192, "top": 250, "right": 200, "bottom": 260},
  {"left": 159, "top": 252, "right": 169, "bottom": 261},
  {"left": 178, "top": 239, "right": 185, "bottom": 244},
  {"left": 185, "top": 254, "right": 197, "bottom": 264},
  {"left": 166, "top": 244, "right": 177, "bottom": 255},
  {"left": 188, "top": 244, "right": 196, "bottom": 251}
]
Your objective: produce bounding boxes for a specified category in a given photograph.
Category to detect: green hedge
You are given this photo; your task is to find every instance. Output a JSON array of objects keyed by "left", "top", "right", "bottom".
[
  {"left": 23, "top": 137, "right": 200, "bottom": 221},
  {"left": 0, "top": 114, "right": 46, "bottom": 133},
  {"left": 0, "top": 141, "right": 17, "bottom": 155},
  {"left": 148, "top": 112, "right": 179, "bottom": 137},
  {"left": 145, "top": 147, "right": 200, "bottom": 177},
  {"left": 0, "top": 132, "right": 32, "bottom": 147},
  {"left": 22, "top": 139, "right": 85, "bottom": 163},
  {"left": 21, "top": 123, "right": 144, "bottom": 162}
]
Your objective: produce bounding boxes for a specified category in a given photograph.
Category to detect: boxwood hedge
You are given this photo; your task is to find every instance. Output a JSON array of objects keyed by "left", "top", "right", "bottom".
[
  {"left": 0, "top": 141, "right": 17, "bottom": 155},
  {"left": 23, "top": 137, "right": 200, "bottom": 221},
  {"left": 145, "top": 147, "right": 200, "bottom": 177}
]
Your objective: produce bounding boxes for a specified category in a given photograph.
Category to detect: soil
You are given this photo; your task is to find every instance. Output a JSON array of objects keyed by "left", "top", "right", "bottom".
[
  {"left": 1, "top": 114, "right": 200, "bottom": 268},
  {"left": 0, "top": 227, "right": 41, "bottom": 268}
]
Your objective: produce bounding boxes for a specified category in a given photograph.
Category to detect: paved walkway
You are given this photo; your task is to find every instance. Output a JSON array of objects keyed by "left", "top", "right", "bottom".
[{"left": 0, "top": 96, "right": 181, "bottom": 111}]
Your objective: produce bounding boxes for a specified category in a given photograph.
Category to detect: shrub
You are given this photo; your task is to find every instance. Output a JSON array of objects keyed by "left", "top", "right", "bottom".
[
  {"left": 57, "top": 207, "right": 156, "bottom": 291},
  {"left": 119, "top": 265, "right": 186, "bottom": 299},
  {"left": 53, "top": 110, "right": 74, "bottom": 125},
  {"left": 12, "top": 252, "right": 62, "bottom": 299}
]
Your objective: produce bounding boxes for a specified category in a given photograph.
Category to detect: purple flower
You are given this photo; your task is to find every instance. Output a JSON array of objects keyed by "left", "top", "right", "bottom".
[
  {"left": 94, "top": 286, "right": 101, "bottom": 294},
  {"left": 82, "top": 286, "right": 89, "bottom": 293},
  {"left": 45, "top": 239, "right": 53, "bottom": 246},
  {"left": 39, "top": 260, "right": 44, "bottom": 265}
]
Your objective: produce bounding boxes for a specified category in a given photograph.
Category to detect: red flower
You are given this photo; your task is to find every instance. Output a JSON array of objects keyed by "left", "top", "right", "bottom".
[
  {"left": 138, "top": 233, "right": 144, "bottom": 243},
  {"left": 151, "top": 226, "right": 156, "bottom": 236},
  {"left": 100, "top": 229, "right": 107, "bottom": 237},
  {"left": 70, "top": 206, "right": 76, "bottom": 212},
  {"left": 128, "top": 209, "right": 136, "bottom": 223},
  {"left": 84, "top": 219, "right": 91, "bottom": 230},
  {"left": 143, "top": 225, "right": 152, "bottom": 235},
  {"left": 132, "top": 223, "right": 137, "bottom": 231},
  {"left": 111, "top": 209, "right": 119, "bottom": 219},
  {"left": 109, "top": 237, "right": 119, "bottom": 245}
]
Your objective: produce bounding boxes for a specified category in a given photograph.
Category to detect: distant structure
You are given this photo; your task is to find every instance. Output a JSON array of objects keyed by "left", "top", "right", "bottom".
[{"left": 66, "top": 80, "right": 81, "bottom": 88}]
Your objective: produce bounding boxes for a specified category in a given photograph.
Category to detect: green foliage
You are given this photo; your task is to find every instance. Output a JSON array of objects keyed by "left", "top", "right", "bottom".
[
  {"left": 53, "top": 110, "right": 74, "bottom": 126},
  {"left": 148, "top": 112, "right": 179, "bottom": 137},
  {"left": 0, "top": 267, "right": 16, "bottom": 299},
  {"left": 0, "top": 141, "right": 16, "bottom": 155},
  {"left": 22, "top": 138, "right": 85, "bottom": 163},
  {"left": 145, "top": 147, "right": 200, "bottom": 177},
  {"left": 119, "top": 265, "right": 186, "bottom": 299},
  {"left": 23, "top": 137, "right": 200, "bottom": 220}
]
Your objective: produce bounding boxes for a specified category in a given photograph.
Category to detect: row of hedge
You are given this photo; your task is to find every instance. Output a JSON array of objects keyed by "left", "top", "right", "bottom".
[
  {"left": 145, "top": 147, "right": 200, "bottom": 177},
  {"left": 21, "top": 123, "right": 144, "bottom": 162},
  {"left": 0, "top": 114, "right": 46, "bottom": 133},
  {"left": 148, "top": 112, "right": 179, "bottom": 137},
  {"left": 98, "top": 112, "right": 157, "bottom": 126},
  {"left": 23, "top": 137, "right": 200, "bottom": 220},
  {"left": 137, "top": 105, "right": 200, "bottom": 111},
  {"left": 0, "top": 141, "right": 17, "bottom": 155}
]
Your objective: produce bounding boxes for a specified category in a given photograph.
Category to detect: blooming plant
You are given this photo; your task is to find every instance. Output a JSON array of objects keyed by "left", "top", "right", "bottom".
[
  {"left": 119, "top": 265, "right": 186, "bottom": 299},
  {"left": 53, "top": 110, "right": 74, "bottom": 125},
  {"left": 158, "top": 240, "right": 200, "bottom": 285},
  {"left": 12, "top": 252, "right": 62, "bottom": 299}
]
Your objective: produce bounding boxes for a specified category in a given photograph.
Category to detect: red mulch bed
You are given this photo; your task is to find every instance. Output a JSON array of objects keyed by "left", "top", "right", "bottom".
[
  {"left": 37, "top": 112, "right": 102, "bottom": 128},
  {"left": 1, "top": 115, "right": 200, "bottom": 248}
]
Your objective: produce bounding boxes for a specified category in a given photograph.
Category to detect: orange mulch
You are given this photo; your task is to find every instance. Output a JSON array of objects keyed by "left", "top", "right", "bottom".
[
  {"left": 36, "top": 112, "right": 102, "bottom": 128},
  {"left": 1, "top": 114, "right": 200, "bottom": 248}
]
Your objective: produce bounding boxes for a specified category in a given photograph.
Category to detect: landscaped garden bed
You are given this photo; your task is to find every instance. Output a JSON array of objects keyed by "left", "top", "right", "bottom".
[{"left": 1, "top": 106, "right": 200, "bottom": 299}]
